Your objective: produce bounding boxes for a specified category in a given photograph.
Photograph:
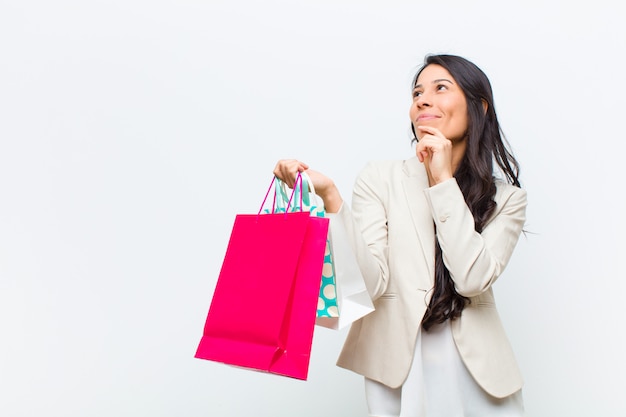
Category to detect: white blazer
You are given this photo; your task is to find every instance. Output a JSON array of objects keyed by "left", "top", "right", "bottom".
[{"left": 331, "top": 157, "right": 527, "bottom": 399}]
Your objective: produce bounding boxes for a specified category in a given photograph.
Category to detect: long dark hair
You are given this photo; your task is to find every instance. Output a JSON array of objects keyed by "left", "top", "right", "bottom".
[{"left": 411, "top": 54, "right": 521, "bottom": 331}]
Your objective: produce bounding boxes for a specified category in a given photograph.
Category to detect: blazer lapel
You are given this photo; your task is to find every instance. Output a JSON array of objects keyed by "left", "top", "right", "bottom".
[{"left": 401, "top": 158, "right": 435, "bottom": 287}]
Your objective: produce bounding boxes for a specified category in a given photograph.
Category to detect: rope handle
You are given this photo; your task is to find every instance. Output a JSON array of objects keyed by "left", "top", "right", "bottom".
[
  {"left": 274, "top": 171, "right": 319, "bottom": 212},
  {"left": 258, "top": 172, "right": 304, "bottom": 216}
]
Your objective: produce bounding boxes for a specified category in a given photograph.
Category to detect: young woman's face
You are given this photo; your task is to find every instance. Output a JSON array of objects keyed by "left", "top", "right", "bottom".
[{"left": 410, "top": 64, "right": 469, "bottom": 142}]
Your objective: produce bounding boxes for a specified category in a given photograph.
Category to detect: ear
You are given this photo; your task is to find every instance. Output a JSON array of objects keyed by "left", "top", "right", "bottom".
[{"left": 481, "top": 99, "right": 488, "bottom": 115}]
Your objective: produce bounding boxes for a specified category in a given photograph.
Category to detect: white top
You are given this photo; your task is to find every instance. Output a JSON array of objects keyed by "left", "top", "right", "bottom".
[{"left": 365, "top": 320, "right": 525, "bottom": 417}]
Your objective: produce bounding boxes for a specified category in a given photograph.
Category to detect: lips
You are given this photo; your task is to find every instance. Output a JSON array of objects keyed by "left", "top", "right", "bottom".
[{"left": 417, "top": 114, "right": 440, "bottom": 121}]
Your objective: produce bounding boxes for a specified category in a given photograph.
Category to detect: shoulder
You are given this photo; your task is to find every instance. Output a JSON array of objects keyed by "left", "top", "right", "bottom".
[
  {"left": 360, "top": 159, "right": 404, "bottom": 172},
  {"left": 354, "top": 159, "right": 414, "bottom": 191},
  {"left": 494, "top": 180, "right": 527, "bottom": 206},
  {"left": 358, "top": 157, "right": 420, "bottom": 178},
  {"left": 492, "top": 180, "right": 528, "bottom": 223}
]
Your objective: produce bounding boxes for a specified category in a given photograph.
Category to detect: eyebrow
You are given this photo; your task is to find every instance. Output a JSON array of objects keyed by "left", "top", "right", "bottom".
[{"left": 413, "top": 78, "right": 454, "bottom": 89}]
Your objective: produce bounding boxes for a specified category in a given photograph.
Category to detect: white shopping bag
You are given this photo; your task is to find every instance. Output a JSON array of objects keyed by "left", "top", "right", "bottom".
[
  {"left": 315, "top": 209, "right": 375, "bottom": 330},
  {"left": 274, "top": 171, "right": 375, "bottom": 330}
]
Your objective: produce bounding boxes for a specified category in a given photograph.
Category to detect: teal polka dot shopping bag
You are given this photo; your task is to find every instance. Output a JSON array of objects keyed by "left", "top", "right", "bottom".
[{"left": 272, "top": 172, "right": 375, "bottom": 330}]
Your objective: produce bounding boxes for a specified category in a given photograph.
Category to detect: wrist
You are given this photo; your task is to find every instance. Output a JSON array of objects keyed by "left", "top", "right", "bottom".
[
  {"left": 318, "top": 184, "right": 343, "bottom": 213},
  {"left": 432, "top": 174, "right": 453, "bottom": 185}
]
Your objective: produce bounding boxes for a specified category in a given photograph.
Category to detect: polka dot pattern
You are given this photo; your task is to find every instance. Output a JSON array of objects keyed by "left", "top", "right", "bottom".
[
  {"left": 311, "top": 205, "right": 339, "bottom": 318},
  {"left": 317, "top": 238, "right": 339, "bottom": 318}
]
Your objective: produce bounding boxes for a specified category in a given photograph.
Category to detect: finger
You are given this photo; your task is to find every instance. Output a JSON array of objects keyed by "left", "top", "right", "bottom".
[
  {"left": 415, "top": 146, "right": 430, "bottom": 163},
  {"left": 416, "top": 125, "right": 439, "bottom": 134},
  {"left": 273, "top": 160, "right": 293, "bottom": 184},
  {"left": 417, "top": 125, "right": 446, "bottom": 140},
  {"left": 415, "top": 134, "right": 435, "bottom": 152},
  {"left": 416, "top": 135, "right": 449, "bottom": 157},
  {"left": 273, "top": 159, "right": 309, "bottom": 188}
]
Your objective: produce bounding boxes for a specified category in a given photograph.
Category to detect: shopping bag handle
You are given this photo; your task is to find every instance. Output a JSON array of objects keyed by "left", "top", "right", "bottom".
[
  {"left": 274, "top": 171, "right": 320, "bottom": 213},
  {"left": 300, "top": 171, "right": 319, "bottom": 207},
  {"left": 276, "top": 174, "right": 310, "bottom": 211},
  {"left": 258, "top": 172, "right": 303, "bottom": 216}
]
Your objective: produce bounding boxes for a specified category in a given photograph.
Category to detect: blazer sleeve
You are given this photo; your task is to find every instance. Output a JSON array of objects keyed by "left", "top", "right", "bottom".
[
  {"left": 329, "top": 162, "right": 390, "bottom": 300},
  {"left": 424, "top": 178, "right": 527, "bottom": 297}
]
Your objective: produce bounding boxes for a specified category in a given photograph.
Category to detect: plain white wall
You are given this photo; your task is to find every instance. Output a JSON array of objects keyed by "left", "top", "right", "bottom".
[{"left": 1, "top": 0, "right": 625, "bottom": 416}]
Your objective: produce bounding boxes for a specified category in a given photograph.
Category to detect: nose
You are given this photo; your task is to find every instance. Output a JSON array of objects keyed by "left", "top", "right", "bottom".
[{"left": 415, "top": 93, "right": 431, "bottom": 108}]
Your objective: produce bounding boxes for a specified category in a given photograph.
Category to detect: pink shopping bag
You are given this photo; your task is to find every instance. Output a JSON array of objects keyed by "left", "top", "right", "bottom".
[{"left": 195, "top": 173, "right": 329, "bottom": 380}]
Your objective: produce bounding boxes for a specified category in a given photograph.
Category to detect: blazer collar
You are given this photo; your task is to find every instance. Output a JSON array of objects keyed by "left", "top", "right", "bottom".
[{"left": 401, "top": 157, "right": 435, "bottom": 280}]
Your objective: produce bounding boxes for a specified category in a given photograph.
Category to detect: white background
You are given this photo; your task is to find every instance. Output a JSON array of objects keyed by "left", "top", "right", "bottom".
[{"left": 1, "top": 1, "right": 625, "bottom": 416}]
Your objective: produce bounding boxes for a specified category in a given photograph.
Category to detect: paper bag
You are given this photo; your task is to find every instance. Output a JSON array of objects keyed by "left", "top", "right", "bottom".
[{"left": 195, "top": 174, "right": 328, "bottom": 380}]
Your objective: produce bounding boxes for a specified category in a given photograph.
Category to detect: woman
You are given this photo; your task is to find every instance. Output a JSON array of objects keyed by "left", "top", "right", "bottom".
[{"left": 274, "top": 54, "right": 527, "bottom": 416}]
